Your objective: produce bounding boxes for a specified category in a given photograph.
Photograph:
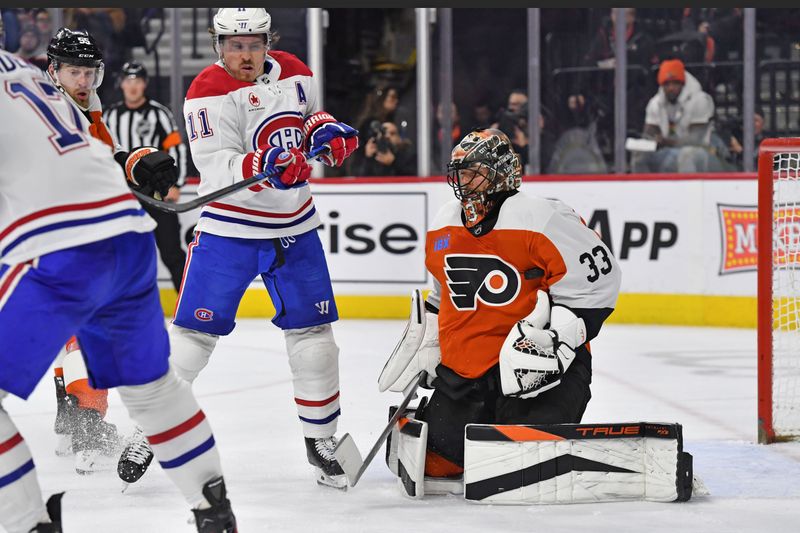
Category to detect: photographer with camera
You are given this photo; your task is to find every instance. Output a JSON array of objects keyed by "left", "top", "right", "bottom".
[
  {"left": 492, "top": 89, "right": 531, "bottom": 167},
  {"left": 354, "top": 120, "right": 417, "bottom": 176}
]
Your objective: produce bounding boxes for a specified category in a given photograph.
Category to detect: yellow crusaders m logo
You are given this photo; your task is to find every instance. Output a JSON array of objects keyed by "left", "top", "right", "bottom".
[{"left": 444, "top": 254, "right": 520, "bottom": 310}]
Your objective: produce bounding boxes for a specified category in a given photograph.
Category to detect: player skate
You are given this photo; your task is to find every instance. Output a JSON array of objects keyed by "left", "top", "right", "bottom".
[
  {"left": 29, "top": 493, "right": 64, "bottom": 533},
  {"left": 305, "top": 436, "right": 347, "bottom": 489},
  {"left": 71, "top": 404, "right": 122, "bottom": 474},
  {"left": 117, "top": 425, "right": 154, "bottom": 485},
  {"left": 52, "top": 376, "right": 75, "bottom": 457},
  {"left": 191, "top": 477, "right": 237, "bottom": 533}
]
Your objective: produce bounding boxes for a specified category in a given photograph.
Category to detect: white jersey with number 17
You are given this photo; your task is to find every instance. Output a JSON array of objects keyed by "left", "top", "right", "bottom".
[{"left": 0, "top": 50, "right": 154, "bottom": 266}]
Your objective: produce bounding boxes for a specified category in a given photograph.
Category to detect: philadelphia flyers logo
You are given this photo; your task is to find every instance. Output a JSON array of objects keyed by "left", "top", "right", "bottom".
[
  {"left": 251, "top": 111, "right": 303, "bottom": 151},
  {"left": 445, "top": 254, "right": 520, "bottom": 310}
]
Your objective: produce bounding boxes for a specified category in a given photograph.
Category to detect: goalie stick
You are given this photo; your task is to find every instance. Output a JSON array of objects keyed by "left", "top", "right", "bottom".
[
  {"left": 130, "top": 146, "right": 329, "bottom": 214},
  {"left": 333, "top": 371, "right": 428, "bottom": 487}
]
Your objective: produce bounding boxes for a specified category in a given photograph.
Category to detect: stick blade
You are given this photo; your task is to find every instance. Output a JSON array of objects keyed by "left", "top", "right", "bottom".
[{"left": 333, "top": 433, "right": 363, "bottom": 487}]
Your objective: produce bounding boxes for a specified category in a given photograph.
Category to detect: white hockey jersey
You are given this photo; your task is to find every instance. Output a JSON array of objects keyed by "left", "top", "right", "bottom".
[
  {"left": 183, "top": 51, "right": 322, "bottom": 239},
  {"left": 0, "top": 50, "right": 154, "bottom": 266}
]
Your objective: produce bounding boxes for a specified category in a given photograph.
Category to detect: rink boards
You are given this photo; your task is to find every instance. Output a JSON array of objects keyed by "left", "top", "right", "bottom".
[{"left": 158, "top": 172, "right": 760, "bottom": 328}]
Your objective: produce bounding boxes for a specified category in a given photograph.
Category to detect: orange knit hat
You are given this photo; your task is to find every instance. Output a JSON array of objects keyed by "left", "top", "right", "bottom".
[{"left": 657, "top": 59, "right": 685, "bottom": 85}]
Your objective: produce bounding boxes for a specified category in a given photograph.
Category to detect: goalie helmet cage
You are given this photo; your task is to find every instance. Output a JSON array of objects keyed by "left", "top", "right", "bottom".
[{"left": 758, "top": 137, "right": 800, "bottom": 443}]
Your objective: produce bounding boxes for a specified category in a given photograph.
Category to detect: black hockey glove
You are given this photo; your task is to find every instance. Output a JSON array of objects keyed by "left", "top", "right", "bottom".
[{"left": 121, "top": 147, "right": 179, "bottom": 198}]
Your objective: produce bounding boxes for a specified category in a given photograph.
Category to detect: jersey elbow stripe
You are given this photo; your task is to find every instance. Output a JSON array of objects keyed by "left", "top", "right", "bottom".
[
  {"left": 158, "top": 436, "right": 216, "bottom": 469},
  {"left": 298, "top": 408, "right": 341, "bottom": 425}
]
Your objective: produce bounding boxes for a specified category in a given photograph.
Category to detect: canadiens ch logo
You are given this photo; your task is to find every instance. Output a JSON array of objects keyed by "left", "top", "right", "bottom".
[
  {"left": 248, "top": 92, "right": 261, "bottom": 107},
  {"left": 251, "top": 111, "right": 303, "bottom": 151},
  {"left": 445, "top": 254, "right": 520, "bottom": 310},
  {"left": 194, "top": 308, "right": 214, "bottom": 321}
]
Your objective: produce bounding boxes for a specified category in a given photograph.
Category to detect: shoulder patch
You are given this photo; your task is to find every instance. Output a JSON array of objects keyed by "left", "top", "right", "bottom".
[
  {"left": 186, "top": 64, "right": 252, "bottom": 100},
  {"left": 269, "top": 50, "right": 313, "bottom": 79}
]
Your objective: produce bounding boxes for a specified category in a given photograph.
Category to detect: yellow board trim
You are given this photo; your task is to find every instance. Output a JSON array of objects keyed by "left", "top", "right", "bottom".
[{"left": 161, "top": 289, "right": 757, "bottom": 328}]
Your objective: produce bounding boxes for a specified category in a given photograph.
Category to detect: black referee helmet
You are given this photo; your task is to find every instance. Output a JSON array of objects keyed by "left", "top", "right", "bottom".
[{"left": 120, "top": 61, "right": 148, "bottom": 81}]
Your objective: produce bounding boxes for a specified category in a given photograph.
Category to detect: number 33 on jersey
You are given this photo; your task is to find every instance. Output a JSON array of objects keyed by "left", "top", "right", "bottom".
[{"left": 425, "top": 192, "right": 622, "bottom": 380}]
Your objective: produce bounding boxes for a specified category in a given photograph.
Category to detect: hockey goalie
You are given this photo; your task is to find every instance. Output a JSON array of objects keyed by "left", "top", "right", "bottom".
[{"left": 377, "top": 128, "right": 695, "bottom": 504}]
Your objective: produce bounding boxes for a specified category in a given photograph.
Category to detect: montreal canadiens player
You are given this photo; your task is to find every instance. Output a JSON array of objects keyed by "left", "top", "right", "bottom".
[
  {"left": 0, "top": 49, "right": 236, "bottom": 532},
  {"left": 40, "top": 27, "right": 182, "bottom": 476},
  {"left": 120, "top": 8, "right": 359, "bottom": 489},
  {"left": 379, "top": 128, "right": 622, "bottom": 492}
]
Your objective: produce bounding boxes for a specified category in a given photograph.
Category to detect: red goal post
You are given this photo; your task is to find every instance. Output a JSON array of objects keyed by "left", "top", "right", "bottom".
[{"left": 758, "top": 138, "right": 800, "bottom": 443}]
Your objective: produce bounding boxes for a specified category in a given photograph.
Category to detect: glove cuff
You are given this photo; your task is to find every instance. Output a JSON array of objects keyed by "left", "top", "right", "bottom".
[
  {"left": 124, "top": 147, "right": 158, "bottom": 184},
  {"left": 302, "top": 111, "right": 336, "bottom": 149}
]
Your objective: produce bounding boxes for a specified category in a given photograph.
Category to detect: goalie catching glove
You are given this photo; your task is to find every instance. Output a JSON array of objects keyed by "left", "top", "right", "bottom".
[
  {"left": 119, "top": 147, "right": 178, "bottom": 198},
  {"left": 378, "top": 289, "right": 440, "bottom": 392},
  {"left": 499, "top": 289, "right": 587, "bottom": 399}
]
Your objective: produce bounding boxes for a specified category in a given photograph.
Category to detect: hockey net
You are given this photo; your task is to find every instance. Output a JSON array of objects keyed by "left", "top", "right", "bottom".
[{"left": 758, "top": 138, "right": 800, "bottom": 443}]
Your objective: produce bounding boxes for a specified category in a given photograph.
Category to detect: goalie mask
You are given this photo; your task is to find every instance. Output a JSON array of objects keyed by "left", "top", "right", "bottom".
[
  {"left": 211, "top": 8, "right": 272, "bottom": 58},
  {"left": 446, "top": 128, "right": 522, "bottom": 226},
  {"left": 47, "top": 27, "right": 105, "bottom": 91}
]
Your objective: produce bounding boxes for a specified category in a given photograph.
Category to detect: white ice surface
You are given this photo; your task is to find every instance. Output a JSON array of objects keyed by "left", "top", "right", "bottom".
[{"left": 4, "top": 321, "right": 800, "bottom": 532}]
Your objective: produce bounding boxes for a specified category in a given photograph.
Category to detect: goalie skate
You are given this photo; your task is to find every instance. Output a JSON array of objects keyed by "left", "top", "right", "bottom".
[{"left": 305, "top": 436, "right": 348, "bottom": 490}]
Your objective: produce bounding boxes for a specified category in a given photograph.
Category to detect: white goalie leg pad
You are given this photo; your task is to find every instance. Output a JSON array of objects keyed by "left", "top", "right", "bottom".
[
  {"left": 385, "top": 400, "right": 426, "bottom": 477},
  {"left": 168, "top": 323, "right": 219, "bottom": 383},
  {"left": 285, "top": 324, "right": 340, "bottom": 438},
  {"left": 463, "top": 422, "right": 694, "bottom": 504},
  {"left": 396, "top": 418, "right": 428, "bottom": 499},
  {"left": 0, "top": 391, "right": 48, "bottom": 533},
  {"left": 378, "top": 289, "right": 440, "bottom": 393}
]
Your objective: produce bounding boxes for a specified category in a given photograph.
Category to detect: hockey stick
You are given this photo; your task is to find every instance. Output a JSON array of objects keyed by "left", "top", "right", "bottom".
[
  {"left": 333, "top": 371, "right": 428, "bottom": 488},
  {"left": 130, "top": 145, "right": 329, "bottom": 214}
]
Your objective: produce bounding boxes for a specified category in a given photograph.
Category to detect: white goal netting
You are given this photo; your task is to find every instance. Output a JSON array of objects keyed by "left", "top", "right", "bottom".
[{"left": 769, "top": 151, "right": 800, "bottom": 439}]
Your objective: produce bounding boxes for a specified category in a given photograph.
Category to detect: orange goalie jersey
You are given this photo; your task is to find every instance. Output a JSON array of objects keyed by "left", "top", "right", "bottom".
[{"left": 425, "top": 191, "right": 621, "bottom": 379}]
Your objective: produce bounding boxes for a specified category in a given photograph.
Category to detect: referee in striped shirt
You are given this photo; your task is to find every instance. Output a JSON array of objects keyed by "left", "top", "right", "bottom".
[{"left": 104, "top": 61, "right": 188, "bottom": 292}]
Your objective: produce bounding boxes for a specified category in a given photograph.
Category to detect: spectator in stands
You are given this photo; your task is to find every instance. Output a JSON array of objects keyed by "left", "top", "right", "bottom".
[
  {"left": 467, "top": 100, "right": 494, "bottom": 132},
  {"left": 631, "top": 58, "right": 726, "bottom": 173},
  {"left": 583, "top": 8, "right": 656, "bottom": 69},
  {"left": 681, "top": 8, "right": 743, "bottom": 62},
  {"left": 33, "top": 8, "right": 53, "bottom": 44},
  {"left": 15, "top": 25, "right": 47, "bottom": 70},
  {"left": 492, "top": 90, "right": 530, "bottom": 167},
  {"left": 348, "top": 85, "right": 401, "bottom": 175},
  {"left": 720, "top": 107, "right": 766, "bottom": 170},
  {"left": 355, "top": 120, "right": 416, "bottom": 176},
  {"left": 354, "top": 85, "right": 400, "bottom": 145}
]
